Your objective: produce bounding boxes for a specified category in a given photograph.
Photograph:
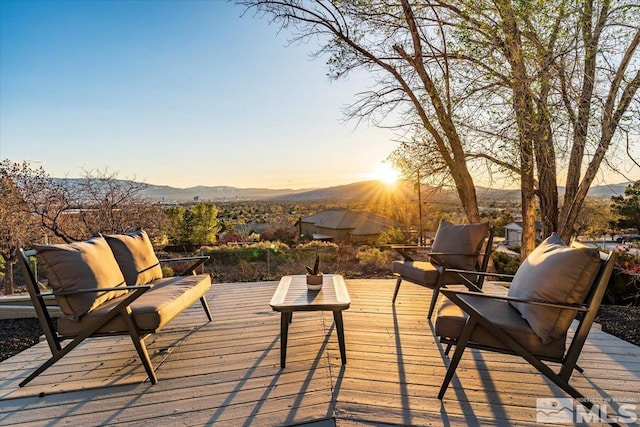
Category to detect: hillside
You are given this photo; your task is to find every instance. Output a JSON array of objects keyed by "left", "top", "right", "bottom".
[
  {"left": 55, "top": 178, "right": 633, "bottom": 203},
  {"left": 141, "top": 184, "right": 312, "bottom": 202}
]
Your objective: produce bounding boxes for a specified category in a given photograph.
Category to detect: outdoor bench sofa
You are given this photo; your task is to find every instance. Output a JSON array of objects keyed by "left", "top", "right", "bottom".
[{"left": 17, "top": 229, "right": 212, "bottom": 387}]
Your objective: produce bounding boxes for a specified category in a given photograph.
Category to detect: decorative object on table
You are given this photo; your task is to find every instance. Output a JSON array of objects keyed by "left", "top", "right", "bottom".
[{"left": 305, "top": 248, "right": 323, "bottom": 290}]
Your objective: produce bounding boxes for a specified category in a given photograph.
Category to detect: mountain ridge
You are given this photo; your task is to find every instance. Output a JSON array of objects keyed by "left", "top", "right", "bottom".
[
  {"left": 54, "top": 178, "right": 631, "bottom": 203},
  {"left": 54, "top": 178, "right": 633, "bottom": 203}
]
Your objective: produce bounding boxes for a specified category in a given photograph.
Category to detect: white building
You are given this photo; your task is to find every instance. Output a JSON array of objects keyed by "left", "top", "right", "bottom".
[{"left": 504, "top": 221, "right": 542, "bottom": 246}]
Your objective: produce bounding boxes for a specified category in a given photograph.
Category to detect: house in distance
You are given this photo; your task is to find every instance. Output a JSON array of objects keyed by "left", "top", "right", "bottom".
[
  {"left": 297, "top": 207, "right": 397, "bottom": 244},
  {"left": 504, "top": 221, "right": 542, "bottom": 246}
]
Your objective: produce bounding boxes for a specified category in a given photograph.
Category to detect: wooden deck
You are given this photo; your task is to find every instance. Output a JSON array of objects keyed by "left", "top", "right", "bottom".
[{"left": 1, "top": 279, "right": 639, "bottom": 426}]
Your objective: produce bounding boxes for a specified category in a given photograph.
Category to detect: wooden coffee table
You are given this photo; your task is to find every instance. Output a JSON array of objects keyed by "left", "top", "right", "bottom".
[{"left": 269, "top": 274, "right": 351, "bottom": 368}]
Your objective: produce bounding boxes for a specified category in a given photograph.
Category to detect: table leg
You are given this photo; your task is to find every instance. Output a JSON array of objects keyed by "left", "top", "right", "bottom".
[
  {"left": 280, "top": 311, "right": 291, "bottom": 368},
  {"left": 333, "top": 310, "right": 346, "bottom": 365}
]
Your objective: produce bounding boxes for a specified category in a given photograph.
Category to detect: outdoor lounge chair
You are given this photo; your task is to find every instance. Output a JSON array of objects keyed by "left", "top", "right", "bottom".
[
  {"left": 16, "top": 231, "right": 212, "bottom": 387},
  {"left": 435, "top": 234, "right": 618, "bottom": 424},
  {"left": 391, "top": 220, "right": 494, "bottom": 319}
]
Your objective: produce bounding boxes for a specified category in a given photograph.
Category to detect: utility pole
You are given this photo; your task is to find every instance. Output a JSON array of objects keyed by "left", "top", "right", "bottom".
[{"left": 417, "top": 169, "right": 424, "bottom": 246}]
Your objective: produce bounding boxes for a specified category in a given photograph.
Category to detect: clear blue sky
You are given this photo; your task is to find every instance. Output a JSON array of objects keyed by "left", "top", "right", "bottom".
[
  {"left": 2, "top": 0, "right": 637, "bottom": 191},
  {"left": 0, "top": 0, "right": 397, "bottom": 189}
]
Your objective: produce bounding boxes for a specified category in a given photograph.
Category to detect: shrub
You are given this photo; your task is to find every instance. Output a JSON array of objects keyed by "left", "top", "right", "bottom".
[
  {"left": 606, "top": 250, "right": 640, "bottom": 306},
  {"left": 200, "top": 241, "right": 290, "bottom": 264},
  {"left": 492, "top": 251, "right": 520, "bottom": 276},
  {"left": 356, "top": 247, "right": 394, "bottom": 270},
  {"left": 377, "top": 227, "right": 406, "bottom": 244},
  {"left": 295, "top": 241, "right": 340, "bottom": 265}
]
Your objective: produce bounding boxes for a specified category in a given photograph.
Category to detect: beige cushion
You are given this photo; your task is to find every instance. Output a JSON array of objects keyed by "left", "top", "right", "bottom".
[
  {"left": 57, "top": 274, "right": 212, "bottom": 335},
  {"left": 508, "top": 234, "right": 601, "bottom": 343},
  {"left": 435, "top": 297, "right": 566, "bottom": 359},
  {"left": 104, "top": 229, "right": 162, "bottom": 285},
  {"left": 431, "top": 220, "right": 489, "bottom": 270},
  {"left": 35, "top": 236, "right": 127, "bottom": 320}
]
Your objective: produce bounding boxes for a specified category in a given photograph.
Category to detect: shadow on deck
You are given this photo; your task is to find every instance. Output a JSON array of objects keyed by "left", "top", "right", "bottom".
[{"left": 1, "top": 279, "right": 639, "bottom": 426}]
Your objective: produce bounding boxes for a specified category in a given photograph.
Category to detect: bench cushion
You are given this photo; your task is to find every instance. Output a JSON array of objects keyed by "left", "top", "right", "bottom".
[
  {"left": 104, "top": 229, "right": 163, "bottom": 285},
  {"left": 508, "top": 234, "right": 601, "bottom": 343},
  {"left": 435, "top": 297, "right": 566, "bottom": 359},
  {"left": 35, "top": 236, "right": 127, "bottom": 320},
  {"left": 431, "top": 220, "right": 489, "bottom": 270},
  {"left": 57, "top": 274, "right": 212, "bottom": 335}
]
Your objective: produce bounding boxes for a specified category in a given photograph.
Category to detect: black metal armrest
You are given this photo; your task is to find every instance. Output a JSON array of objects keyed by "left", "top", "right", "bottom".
[
  {"left": 392, "top": 245, "right": 432, "bottom": 261},
  {"left": 45, "top": 285, "right": 152, "bottom": 297},
  {"left": 446, "top": 268, "right": 515, "bottom": 281},
  {"left": 440, "top": 288, "right": 588, "bottom": 312},
  {"left": 393, "top": 247, "right": 478, "bottom": 264},
  {"left": 159, "top": 255, "right": 209, "bottom": 276}
]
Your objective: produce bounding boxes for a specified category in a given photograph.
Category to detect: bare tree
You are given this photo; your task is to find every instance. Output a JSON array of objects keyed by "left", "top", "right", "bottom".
[
  {"left": 0, "top": 160, "right": 52, "bottom": 294},
  {"left": 243, "top": 0, "right": 640, "bottom": 258},
  {"left": 1, "top": 162, "right": 167, "bottom": 293},
  {"left": 57, "top": 169, "right": 166, "bottom": 241},
  {"left": 431, "top": 0, "right": 569, "bottom": 256},
  {"left": 555, "top": 1, "right": 640, "bottom": 242},
  {"left": 241, "top": 0, "right": 482, "bottom": 223},
  {"left": 401, "top": 0, "right": 639, "bottom": 256},
  {"left": 21, "top": 169, "right": 158, "bottom": 243}
]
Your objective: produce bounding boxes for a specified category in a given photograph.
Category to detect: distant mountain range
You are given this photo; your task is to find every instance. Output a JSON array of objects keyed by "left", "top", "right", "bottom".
[
  {"left": 139, "top": 183, "right": 312, "bottom": 202},
  {"left": 119, "top": 179, "right": 632, "bottom": 203}
]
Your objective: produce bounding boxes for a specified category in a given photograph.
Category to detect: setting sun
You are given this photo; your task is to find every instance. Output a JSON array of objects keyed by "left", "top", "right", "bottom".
[{"left": 372, "top": 163, "right": 401, "bottom": 185}]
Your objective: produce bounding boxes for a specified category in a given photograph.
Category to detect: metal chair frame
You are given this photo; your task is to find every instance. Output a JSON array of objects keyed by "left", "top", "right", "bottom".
[
  {"left": 436, "top": 251, "right": 618, "bottom": 426},
  {"left": 392, "top": 226, "right": 495, "bottom": 320}
]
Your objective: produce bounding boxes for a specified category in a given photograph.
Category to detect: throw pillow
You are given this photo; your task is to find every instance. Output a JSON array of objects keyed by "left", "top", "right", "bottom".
[
  {"left": 104, "top": 229, "right": 163, "bottom": 285},
  {"left": 508, "top": 233, "right": 601, "bottom": 343},
  {"left": 35, "top": 236, "right": 127, "bottom": 320},
  {"left": 431, "top": 220, "right": 490, "bottom": 270}
]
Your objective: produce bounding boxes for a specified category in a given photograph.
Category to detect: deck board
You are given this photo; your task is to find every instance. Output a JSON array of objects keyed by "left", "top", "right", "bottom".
[{"left": 1, "top": 279, "right": 639, "bottom": 426}]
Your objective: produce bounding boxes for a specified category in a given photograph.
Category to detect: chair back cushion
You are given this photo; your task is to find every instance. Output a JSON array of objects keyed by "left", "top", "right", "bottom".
[
  {"left": 35, "top": 236, "right": 127, "bottom": 320},
  {"left": 508, "top": 234, "right": 601, "bottom": 343},
  {"left": 431, "top": 220, "right": 489, "bottom": 270},
  {"left": 104, "top": 229, "right": 163, "bottom": 285}
]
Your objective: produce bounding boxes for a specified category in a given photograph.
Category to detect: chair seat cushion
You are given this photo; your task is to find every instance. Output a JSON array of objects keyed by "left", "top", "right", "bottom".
[
  {"left": 392, "top": 260, "right": 439, "bottom": 283},
  {"left": 435, "top": 297, "right": 566, "bottom": 360},
  {"left": 392, "top": 260, "right": 470, "bottom": 287},
  {"left": 58, "top": 274, "right": 212, "bottom": 336}
]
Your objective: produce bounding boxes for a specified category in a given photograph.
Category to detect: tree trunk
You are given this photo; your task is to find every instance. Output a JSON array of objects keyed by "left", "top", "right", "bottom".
[
  {"left": 562, "top": 0, "right": 602, "bottom": 212},
  {"left": 495, "top": 0, "right": 539, "bottom": 258},
  {"left": 3, "top": 260, "right": 14, "bottom": 295},
  {"left": 452, "top": 168, "right": 481, "bottom": 223},
  {"left": 521, "top": 184, "right": 538, "bottom": 261},
  {"left": 535, "top": 124, "right": 559, "bottom": 239},
  {"left": 520, "top": 135, "right": 538, "bottom": 259},
  {"left": 399, "top": 0, "right": 481, "bottom": 224}
]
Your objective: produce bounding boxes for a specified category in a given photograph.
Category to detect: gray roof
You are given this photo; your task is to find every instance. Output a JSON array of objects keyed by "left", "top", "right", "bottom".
[{"left": 301, "top": 208, "right": 396, "bottom": 235}]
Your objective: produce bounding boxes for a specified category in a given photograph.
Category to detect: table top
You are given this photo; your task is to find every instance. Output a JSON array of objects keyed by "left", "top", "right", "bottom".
[{"left": 269, "top": 274, "right": 351, "bottom": 312}]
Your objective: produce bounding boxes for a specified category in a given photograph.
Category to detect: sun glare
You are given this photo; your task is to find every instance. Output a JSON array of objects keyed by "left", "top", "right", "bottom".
[{"left": 373, "top": 163, "right": 400, "bottom": 186}]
